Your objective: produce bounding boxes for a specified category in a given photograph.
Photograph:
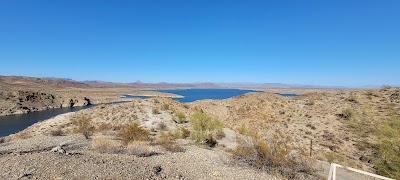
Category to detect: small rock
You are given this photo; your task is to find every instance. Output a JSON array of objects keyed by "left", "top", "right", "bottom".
[
  {"left": 153, "top": 165, "right": 162, "bottom": 175},
  {"left": 51, "top": 145, "right": 66, "bottom": 154},
  {"left": 211, "top": 171, "right": 224, "bottom": 177}
]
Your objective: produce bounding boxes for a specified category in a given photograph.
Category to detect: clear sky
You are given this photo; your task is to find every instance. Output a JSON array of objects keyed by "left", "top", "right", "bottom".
[{"left": 0, "top": 0, "right": 399, "bottom": 87}]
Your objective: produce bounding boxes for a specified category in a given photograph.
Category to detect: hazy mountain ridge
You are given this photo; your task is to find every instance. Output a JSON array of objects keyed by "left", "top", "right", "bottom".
[{"left": 0, "top": 75, "right": 384, "bottom": 89}]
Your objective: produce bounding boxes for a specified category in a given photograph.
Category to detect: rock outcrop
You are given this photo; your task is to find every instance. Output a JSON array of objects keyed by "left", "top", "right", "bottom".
[{"left": 0, "top": 90, "right": 92, "bottom": 116}]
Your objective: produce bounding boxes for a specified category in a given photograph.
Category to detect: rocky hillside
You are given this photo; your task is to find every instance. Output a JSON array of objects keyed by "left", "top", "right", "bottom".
[
  {"left": 0, "top": 90, "right": 91, "bottom": 116},
  {"left": 0, "top": 76, "right": 90, "bottom": 89},
  {"left": 1, "top": 98, "right": 325, "bottom": 179},
  {"left": 190, "top": 87, "right": 400, "bottom": 178}
]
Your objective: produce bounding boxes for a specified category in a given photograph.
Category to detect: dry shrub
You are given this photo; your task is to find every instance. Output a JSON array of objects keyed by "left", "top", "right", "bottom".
[
  {"left": 126, "top": 141, "right": 157, "bottom": 157},
  {"left": 180, "top": 127, "right": 190, "bottom": 139},
  {"left": 190, "top": 112, "right": 223, "bottom": 147},
  {"left": 15, "top": 131, "right": 31, "bottom": 139},
  {"left": 237, "top": 123, "right": 250, "bottom": 135},
  {"left": 161, "top": 103, "right": 170, "bottom": 110},
  {"left": 157, "top": 122, "right": 168, "bottom": 131},
  {"left": 118, "top": 122, "right": 151, "bottom": 145},
  {"left": 71, "top": 116, "right": 95, "bottom": 139},
  {"left": 92, "top": 135, "right": 124, "bottom": 154},
  {"left": 157, "top": 131, "right": 184, "bottom": 152},
  {"left": 98, "top": 123, "right": 113, "bottom": 131},
  {"left": 175, "top": 112, "right": 187, "bottom": 123},
  {"left": 338, "top": 109, "right": 354, "bottom": 120},
  {"left": 50, "top": 128, "right": 64, "bottom": 136},
  {"left": 152, "top": 108, "right": 160, "bottom": 114},
  {"left": 232, "top": 130, "right": 316, "bottom": 179},
  {"left": 0, "top": 138, "right": 4, "bottom": 144}
]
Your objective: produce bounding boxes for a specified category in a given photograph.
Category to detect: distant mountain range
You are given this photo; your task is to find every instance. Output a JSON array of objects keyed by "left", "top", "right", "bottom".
[{"left": 0, "top": 76, "right": 383, "bottom": 89}]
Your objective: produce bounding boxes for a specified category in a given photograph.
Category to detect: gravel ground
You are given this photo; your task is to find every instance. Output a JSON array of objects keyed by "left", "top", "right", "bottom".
[{"left": 0, "top": 135, "right": 279, "bottom": 180}]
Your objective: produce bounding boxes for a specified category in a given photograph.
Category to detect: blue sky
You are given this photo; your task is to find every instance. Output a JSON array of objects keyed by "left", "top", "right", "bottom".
[{"left": 0, "top": 0, "right": 399, "bottom": 87}]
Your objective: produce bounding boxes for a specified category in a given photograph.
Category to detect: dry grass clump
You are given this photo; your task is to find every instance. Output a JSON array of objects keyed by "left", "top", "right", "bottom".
[
  {"left": 126, "top": 141, "right": 157, "bottom": 157},
  {"left": 152, "top": 107, "right": 160, "bottom": 114},
  {"left": 180, "top": 127, "right": 191, "bottom": 139},
  {"left": 161, "top": 103, "right": 170, "bottom": 110},
  {"left": 346, "top": 93, "right": 358, "bottom": 103},
  {"left": 98, "top": 123, "right": 113, "bottom": 131},
  {"left": 190, "top": 112, "right": 223, "bottom": 147},
  {"left": 118, "top": 122, "right": 151, "bottom": 145},
  {"left": 50, "top": 128, "right": 64, "bottom": 136},
  {"left": 15, "top": 131, "right": 32, "bottom": 140},
  {"left": 174, "top": 112, "right": 187, "bottom": 123},
  {"left": 157, "top": 131, "right": 184, "bottom": 152},
  {"left": 92, "top": 135, "right": 124, "bottom": 154},
  {"left": 71, "top": 115, "right": 95, "bottom": 139},
  {"left": 232, "top": 128, "right": 316, "bottom": 179}
]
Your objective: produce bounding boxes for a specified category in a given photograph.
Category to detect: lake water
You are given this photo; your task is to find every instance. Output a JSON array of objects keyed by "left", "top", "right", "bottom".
[
  {"left": 0, "top": 101, "right": 127, "bottom": 137},
  {"left": 154, "top": 89, "right": 262, "bottom": 102},
  {"left": 122, "top": 89, "right": 298, "bottom": 102},
  {"left": 275, "top": 93, "right": 299, "bottom": 97}
]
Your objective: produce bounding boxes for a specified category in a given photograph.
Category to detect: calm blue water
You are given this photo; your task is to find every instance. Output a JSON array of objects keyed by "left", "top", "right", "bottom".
[
  {"left": 122, "top": 89, "right": 299, "bottom": 102},
  {"left": 275, "top": 93, "right": 299, "bottom": 97},
  {"left": 0, "top": 101, "right": 127, "bottom": 137},
  {"left": 121, "top": 95, "right": 151, "bottom": 99},
  {"left": 153, "top": 89, "right": 262, "bottom": 102}
]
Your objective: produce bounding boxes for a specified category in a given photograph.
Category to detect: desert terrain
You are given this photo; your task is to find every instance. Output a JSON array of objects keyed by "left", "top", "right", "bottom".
[{"left": 0, "top": 76, "right": 399, "bottom": 179}]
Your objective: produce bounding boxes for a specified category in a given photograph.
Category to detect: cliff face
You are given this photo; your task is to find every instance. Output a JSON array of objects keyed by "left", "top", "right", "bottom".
[{"left": 0, "top": 90, "right": 91, "bottom": 116}]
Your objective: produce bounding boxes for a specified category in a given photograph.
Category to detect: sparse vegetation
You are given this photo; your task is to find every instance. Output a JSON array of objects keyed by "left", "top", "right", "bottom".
[
  {"left": 50, "top": 128, "right": 64, "bottom": 136},
  {"left": 190, "top": 112, "right": 223, "bottom": 147},
  {"left": 161, "top": 103, "right": 170, "bottom": 110},
  {"left": 346, "top": 93, "right": 358, "bottom": 103},
  {"left": 152, "top": 107, "right": 160, "bottom": 114},
  {"left": 180, "top": 127, "right": 191, "bottom": 139},
  {"left": 306, "top": 123, "right": 316, "bottom": 130},
  {"left": 118, "top": 122, "right": 151, "bottom": 145},
  {"left": 339, "top": 109, "right": 354, "bottom": 120},
  {"left": 71, "top": 116, "right": 95, "bottom": 139},
  {"left": 365, "top": 89, "right": 379, "bottom": 98},
  {"left": 157, "top": 131, "right": 184, "bottom": 152},
  {"left": 126, "top": 141, "right": 157, "bottom": 157},
  {"left": 175, "top": 112, "right": 187, "bottom": 123},
  {"left": 92, "top": 135, "right": 123, "bottom": 154},
  {"left": 157, "top": 121, "right": 168, "bottom": 131},
  {"left": 340, "top": 101, "right": 400, "bottom": 179},
  {"left": 232, "top": 130, "right": 316, "bottom": 179},
  {"left": 98, "top": 123, "right": 113, "bottom": 131},
  {"left": 0, "top": 138, "right": 4, "bottom": 144}
]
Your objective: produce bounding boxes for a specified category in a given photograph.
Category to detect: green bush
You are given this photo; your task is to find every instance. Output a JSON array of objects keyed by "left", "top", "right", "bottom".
[
  {"left": 118, "top": 122, "right": 151, "bottom": 145},
  {"left": 190, "top": 112, "right": 223, "bottom": 146}
]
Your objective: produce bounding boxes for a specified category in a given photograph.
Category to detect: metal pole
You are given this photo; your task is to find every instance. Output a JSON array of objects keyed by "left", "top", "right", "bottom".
[{"left": 310, "top": 139, "right": 312, "bottom": 157}]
